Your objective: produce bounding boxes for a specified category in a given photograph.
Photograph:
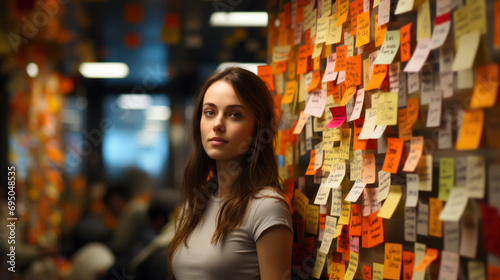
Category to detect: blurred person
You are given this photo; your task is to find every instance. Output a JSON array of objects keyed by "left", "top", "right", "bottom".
[{"left": 168, "top": 67, "right": 293, "bottom": 280}]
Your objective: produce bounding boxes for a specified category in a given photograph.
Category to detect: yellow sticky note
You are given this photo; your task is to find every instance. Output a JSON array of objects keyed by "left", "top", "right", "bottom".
[
  {"left": 417, "top": 0, "right": 431, "bottom": 40},
  {"left": 373, "top": 0, "right": 381, "bottom": 8},
  {"left": 467, "top": 0, "right": 487, "bottom": 35},
  {"left": 330, "top": 262, "right": 345, "bottom": 280},
  {"left": 438, "top": 158, "right": 454, "bottom": 201},
  {"left": 429, "top": 197, "right": 443, "bottom": 238},
  {"left": 452, "top": 31, "right": 480, "bottom": 72},
  {"left": 453, "top": 6, "right": 471, "bottom": 45},
  {"left": 334, "top": 223, "right": 343, "bottom": 238},
  {"left": 417, "top": 155, "right": 433, "bottom": 191},
  {"left": 312, "top": 252, "right": 327, "bottom": 279},
  {"left": 376, "top": 92, "right": 398, "bottom": 125},
  {"left": 273, "top": 45, "right": 291, "bottom": 62},
  {"left": 337, "top": 0, "right": 349, "bottom": 26},
  {"left": 316, "top": 17, "right": 330, "bottom": 44},
  {"left": 306, "top": 204, "right": 319, "bottom": 235},
  {"left": 374, "top": 31, "right": 401, "bottom": 65},
  {"left": 383, "top": 243, "right": 403, "bottom": 280},
  {"left": 378, "top": 185, "right": 402, "bottom": 219},
  {"left": 282, "top": 81, "right": 296, "bottom": 104},
  {"left": 355, "top": 11, "right": 370, "bottom": 47},
  {"left": 470, "top": 64, "right": 499, "bottom": 108},
  {"left": 338, "top": 128, "right": 351, "bottom": 160},
  {"left": 344, "top": 251, "right": 359, "bottom": 280},
  {"left": 456, "top": 109, "right": 484, "bottom": 150},
  {"left": 326, "top": 15, "right": 343, "bottom": 45},
  {"left": 312, "top": 43, "right": 324, "bottom": 58},
  {"left": 292, "top": 189, "right": 309, "bottom": 218},
  {"left": 373, "top": 262, "right": 384, "bottom": 280},
  {"left": 339, "top": 199, "right": 351, "bottom": 225}
]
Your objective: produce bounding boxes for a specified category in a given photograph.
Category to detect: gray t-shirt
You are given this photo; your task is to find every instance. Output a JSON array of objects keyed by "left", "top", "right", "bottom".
[{"left": 172, "top": 189, "right": 293, "bottom": 280}]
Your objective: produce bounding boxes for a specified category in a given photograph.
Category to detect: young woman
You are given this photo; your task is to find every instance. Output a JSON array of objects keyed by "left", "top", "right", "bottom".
[{"left": 168, "top": 67, "right": 293, "bottom": 280}]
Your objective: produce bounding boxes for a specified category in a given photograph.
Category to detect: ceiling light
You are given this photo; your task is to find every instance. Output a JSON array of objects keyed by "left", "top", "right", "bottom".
[
  {"left": 26, "top": 63, "right": 38, "bottom": 78},
  {"left": 79, "top": 62, "right": 129, "bottom": 78},
  {"left": 117, "top": 94, "right": 152, "bottom": 109},
  {"left": 209, "top": 12, "right": 268, "bottom": 27}
]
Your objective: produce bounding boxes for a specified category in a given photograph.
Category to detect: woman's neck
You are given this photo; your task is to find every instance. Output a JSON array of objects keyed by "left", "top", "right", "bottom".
[{"left": 214, "top": 158, "right": 244, "bottom": 198}]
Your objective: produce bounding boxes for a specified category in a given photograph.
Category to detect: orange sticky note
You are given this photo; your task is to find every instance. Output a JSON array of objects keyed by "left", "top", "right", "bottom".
[
  {"left": 382, "top": 138, "right": 404, "bottom": 174},
  {"left": 456, "top": 109, "right": 484, "bottom": 150},
  {"left": 362, "top": 153, "right": 376, "bottom": 184},
  {"left": 488, "top": 265, "right": 500, "bottom": 280},
  {"left": 341, "top": 87, "right": 357, "bottom": 106},
  {"left": 363, "top": 265, "right": 372, "bottom": 280},
  {"left": 375, "top": 15, "right": 388, "bottom": 47},
  {"left": 350, "top": 204, "right": 362, "bottom": 236},
  {"left": 383, "top": 243, "right": 403, "bottom": 280},
  {"left": 327, "top": 81, "right": 340, "bottom": 101},
  {"left": 305, "top": 150, "right": 317, "bottom": 175},
  {"left": 400, "top": 23, "right": 412, "bottom": 62},
  {"left": 350, "top": 0, "right": 364, "bottom": 35},
  {"left": 258, "top": 65, "right": 275, "bottom": 91},
  {"left": 403, "top": 136, "right": 424, "bottom": 172},
  {"left": 428, "top": 197, "right": 443, "bottom": 238},
  {"left": 337, "top": 225, "right": 350, "bottom": 253},
  {"left": 402, "top": 251, "right": 415, "bottom": 280},
  {"left": 414, "top": 248, "right": 439, "bottom": 272},
  {"left": 307, "top": 71, "right": 321, "bottom": 92},
  {"left": 313, "top": 56, "right": 320, "bottom": 71},
  {"left": 356, "top": 11, "right": 371, "bottom": 47},
  {"left": 330, "top": 262, "right": 346, "bottom": 280},
  {"left": 398, "top": 109, "right": 413, "bottom": 141},
  {"left": 362, "top": 210, "right": 385, "bottom": 248},
  {"left": 470, "top": 64, "right": 499, "bottom": 108},
  {"left": 346, "top": 55, "right": 362, "bottom": 88},
  {"left": 297, "top": 45, "right": 309, "bottom": 75},
  {"left": 282, "top": 81, "right": 296, "bottom": 104},
  {"left": 296, "top": 5, "right": 304, "bottom": 24},
  {"left": 495, "top": 1, "right": 500, "bottom": 47},
  {"left": 406, "top": 97, "right": 419, "bottom": 128},
  {"left": 336, "top": 0, "right": 349, "bottom": 26},
  {"left": 274, "top": 60, "right": 287, "bottom": 74},
  {"left": 366, "top": 64, "right": 388, "bottom": 90},
  {"left": 335, "top": 45, "right": 348, "bottom": 72}
]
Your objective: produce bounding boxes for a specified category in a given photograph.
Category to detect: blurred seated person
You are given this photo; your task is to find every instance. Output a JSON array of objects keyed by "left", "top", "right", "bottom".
[{"left": 128, "top": 194, "right": 179, "bottom": 279}]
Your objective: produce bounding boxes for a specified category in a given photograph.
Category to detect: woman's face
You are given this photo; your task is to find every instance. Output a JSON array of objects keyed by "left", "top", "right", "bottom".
[{"left": 200, "top": 81, "right": 255, "bottom": 162}]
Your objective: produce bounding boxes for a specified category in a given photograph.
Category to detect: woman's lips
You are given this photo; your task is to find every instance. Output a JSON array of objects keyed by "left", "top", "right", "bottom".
[{"left": 208, "top": 137, "right": 228, "bottom": 145}]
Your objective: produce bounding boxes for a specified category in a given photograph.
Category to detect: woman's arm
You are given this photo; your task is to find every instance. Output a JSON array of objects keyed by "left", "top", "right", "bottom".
[{"left": 256, "top": 225, "right": 293, "bottom": 280}]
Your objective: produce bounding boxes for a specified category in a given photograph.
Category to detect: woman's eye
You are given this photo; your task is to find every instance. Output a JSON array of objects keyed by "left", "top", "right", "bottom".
[
  {"left": 229, "top": 112, "right": 242, "bottom": 119},
  {"left": 204, "top": 110, "right": 215, "bottom": 117}
]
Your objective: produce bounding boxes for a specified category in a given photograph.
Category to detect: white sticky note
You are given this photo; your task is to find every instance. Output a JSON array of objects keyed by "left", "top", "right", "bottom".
[
  {"left": 466, "top": 156, "right": 485, "bottom": 199},
  {"left": 304, "top": 89, "right": 327, "bottom": 118},
  {"left": 420, "top": 63, "right": 433, "bottom": 105},
  {"left": 426, "top": 93, "right": 442, "bottom": 127},
  {"left": 345, "top": 179, "right": 367, "bottom": 202},
  {"left": 349, "top": 89, "right": 365, "bottom": 121},
  {"left": 325, "top": 162, "right": 346, "bottom": 189},
  {"left": 460, "top": 204, "right": 479, "bottom": 258},
  {"left": 417, "top": 199, "right": 429, "bottom": 236},
  {"left": 452, "top": 31, "right": 480, "bottom": 71},
  {"left": 331, "top": 188, "right": 342, "bottom": 216},
  {"left": 438, "top": 251, "right": 460, "bottom": 280},
  {"left": 377, "top": 170, "right": 391, "bottom": 202},
  {"left": 359, "top": 108, "right": 377, "bottom": 139},
  {"left": 314, "top": 142, "right": 324, "bottom": 170},
  {"left": 439, "top": 187, "right": 468, "bottom": 222},
  {"left": 406, "top": 174, "right": 419, "bottom": 207},
  {"left": 405, "top": 207, "right": 417, "bottom": 242},
  {"left": 374, "top": 30, "right": 401, "bottom": 65},
  {"left": 489, "top": 164, "right": 500, "bottom": 210},
  {"left": 440, "top": 70, "right": 454, "bottom": 99},
  {"left": 438, "top": 110, "right": 453, "bottom": 149},
  {"left": 428, "top": 20, "right": 451, "bottom": 50},
  {"left": 404, "top": 39, "right": 431, "bottom": 72},
  {"left": 395, "top": 0, "right": 414, "bottom": 15},
  {"left": 413, "top": 243, "right": 427, "bottom": 280},
  {"left": 319, "top": 216, "right": 337, "bottom": 254},
  {"left": 444, "top": 221, "right": 460, "bottom": 252},
  {"left": 314, "top": 179, "right": 330, "bottom": 205},
  {"left": 398, "top": 65, "right": 408, "bottom": 107},
  {"left": 323, "top": 53, "right": 338, "bottom": 82},
  {"left": 370, "top": 125, "right": 387, "bottom": 139},
  {"left": 455, "top": 157, "right": 467, "bottom": 187},
  {"left": 378, "top": 0, "right": 391, "bottom": 25}
]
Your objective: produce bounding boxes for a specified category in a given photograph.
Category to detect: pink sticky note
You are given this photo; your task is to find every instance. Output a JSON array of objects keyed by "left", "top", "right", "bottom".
[
  {"left": 350, "top": 236, "right": 360, "bottom": 253},
  {"left": 322, "top": 53, "right": 339, "bottom": 83},
  {"left": 325, "top": 106, "right": 347, "bottom": 128},
  {"left": 304, "top": 89, "right": 327, "bottom": 117},
  {"left": 404, "top": 39, "right": 431, "bottom": 72}
]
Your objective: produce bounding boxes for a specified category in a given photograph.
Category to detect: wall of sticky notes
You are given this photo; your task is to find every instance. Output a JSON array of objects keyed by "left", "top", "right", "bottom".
[{"left": 265, "top": 0, "right": 500, "bottom": 279}]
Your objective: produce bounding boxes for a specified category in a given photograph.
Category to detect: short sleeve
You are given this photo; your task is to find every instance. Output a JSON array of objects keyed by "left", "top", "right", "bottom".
[{"left": 251, "top": 192, "right": 293, "bottom": 242}]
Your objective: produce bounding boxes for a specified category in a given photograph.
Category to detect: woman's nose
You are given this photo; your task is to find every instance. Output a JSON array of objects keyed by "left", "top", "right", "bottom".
[{"left": 213, "top": 114, "right": 225, "bottom": 132}]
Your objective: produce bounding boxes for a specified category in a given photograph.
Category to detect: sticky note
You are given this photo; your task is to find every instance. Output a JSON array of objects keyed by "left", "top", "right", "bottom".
[
  {"left": 489, "top": 164, "right": 500, "bottom": 210},
  {"left": 311, "top": 252, "right": 327, "bottom": 279},
  {"left": 351, "top": 150, "right": 363, "bottom": 180},
  {"left": 378, "top": 185, "right": 402, "bottom": 219},
  {"left": 383, "top": 243, "right": 403, "bottom": 280},
  {"left": 437, "top": 0, "right": 452, "bottom": 16},
  {"left": 319, "top": 216, "right": 337, "bottom": 254},
  {"left": 326, "top": 15, "right": 343, "bottom": 45},
  {"left": 345, "top": 55, "right": 362, "bottom": 88},
  {"left": 428, "top": 15, "right": 451, "bottom": 50},
  {"left": 344, "top": 251, "right": 359, "bottom": 280},
  {"left": 382, "top": 138, "right": 404, "bottom": 174},
  {"left": 323, "top": 53, "right": 338, "bottom": 82},
  {"left": 325, "top": 161, "right": 346, "bottom": 189},
  {"left": 378, "top": 0, "right": 390, "bottom": 26},
  {"left": 350, "top": 204, "right": 362, "bottom": 236},
  {"left": 366, "top": 65, "right": 388, "bottom": 91},
  {"left": 306, "top": 204, "right": 319, "bottom": 235},
  {"left": 315, "top": 17, "right": 329, "bottom": 44},
  {"left": 470, "top": 64, "right": 499, "bottom": 108},
  {"left": 362, "top": 154, "right": 376, "bottom": 184},
  {"left": 273, "top": 45, "right": 291, "bottom": 62},
  {"left": 293, "top": 111, "right": 310, "bottom": 134},
  {"left": 340, "top": 87, "right": 357, "bottom": 106},
  {"left": 304, "top": 89, "right": 327, "bottom": 117},
  {"left": 406, "top": 97, "right": 419, "bottom": 128},
  {"left": 282, "top": 81, "right": 296, "bottom": 104},
  {"left": 405, "top": 207, "right": 417, "bottom": 242},
  {"left": 466, "top": 156, "right": 485, "bottom": 199},
  {"left": 377, "top": 170, "right": 391, "bottom": 202},
  {"left": 345, "top": 179, "right": 367, "bottom": 202},
  {"left": 257, "top": 65, "right": 275, "bottom": 91},
  {"left": 438, "top": 251, "right": 459, "bottom": 280},
  {"left": 335, "top": 45, "right": 347, "bottom": 72},
  {"left": 417, "top": 0, "right": 431, "bottom": 39},
  {"left": 297, "top": 45, "right": 309, "bottom": 75},
  {"left": 331, "top": 188, "right": 343, "bottom": 216},
  {"left": 376, "top": 92, "right": 398, "bottom": 125},
  {"left": 426, "top": 93, "right": 442, "bottom": 127},
  {"left": 417, "top": 155, "right": 432, "bottom": 191},
  {"left": 314, "top": 181, "right": 330, "bottom": 205},
  {"left": 373, "top": 263, "right": 384, "bottom": 280},
  {"left": 402, "top": 251, "right": 415, "bottom": 280},
  {"left": 350, "top": 0, "right": 364, "bottom": 35},
  {"left": 336, "top": 0, "right": 349, "bottom": 26},
  {"left": 439, "top": 187, "right": 468, "bottom": 222},
  {"left": 406, "top": 174, "right": 419, "bottom": 207},
  {"left": 438, "top": 158, "right": 454, "bottom": 201},
  {"left": 375, "top": 31, "right": 401, "bottom": 65},
  {"left": 453, "top": 5, "right": 471, "bottom": 45},
  {"left": 292, "top": 189, "right": 309, "bottom": 218},
  {"left": 417, "top": 199, "right": 429, "bottom": 236},
  {"left": 404, "top": 39, "right": 431, "bottom": 72},
  {"left": 330, "top": 261, "right": 345, "bottom": 280},
  {"left": 363, "top": 265, "right": 372, "bottom": 280},
  {"left": 356, "top": 11, "right": 371, "bottom": 47},
  {"left": 414, "top": 248, "right": 438, "bottom": 272},
  {"left": 428, "top": 197, "right": 443, "bottom": 237},
  {"left": 413, "top": 243, "right": 426, "bottom": 279},
  {"left": 375, "top": 15, "right": 388, "bottom": 47},
  {"left": 325, "top": 106, "right": 347, "bottom": 128},
  {"left": 349, "top": 89, "right": 365, "bottom": 121},
  {"left": 456, "top": 109, "right": 484, "bottom": 150},
  {"left": 468, "top": 0, "right": 487, "bottom": 35},
  {"left": 312, "top": 43, "right": 323, "bottom": 59},
  {"left": 337, "top": 224, "right": 350, "bottom": 253},
  {"left": 400, "top": 23, "right": 412, "bottom": 62},
  {"left": 452, "top": 31, "right": 480, "bottom": 71},
  {"left": 358, "top": 109, "right": 377, "bottom": 139},
  {"left": 403, "top": 136, "right": 423, "bottom": 172},
  {"left": 398, "top": 109, "right": 412, "bottom": 141},
  {"left": 460, "top": 208, "right": 479, "bottom": 258},
  {"left": 339, "top": 199, "right": 351, "bottom": 225}
]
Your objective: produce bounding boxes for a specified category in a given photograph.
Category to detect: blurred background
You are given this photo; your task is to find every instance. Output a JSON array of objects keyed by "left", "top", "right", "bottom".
[{"left": 0, "top": 0, "right": 271, "bottom": 279}]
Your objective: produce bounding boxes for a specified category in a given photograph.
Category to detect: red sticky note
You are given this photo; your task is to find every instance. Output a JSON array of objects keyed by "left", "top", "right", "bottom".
[
  {"left": 362, "top": 210, "right": 385, "bottom": 248},
  {"left": 335, "top": 45, "right": 348, "bottom": 72},
  {"left": 258, "top": 65, "right": 275, "bottom": 91},
  {"left": 480, "top": 203, "right": 500, "bottom": 256},
  {"left": 350, "top": 204, "right": 362, "bottom": 236},
  {"left": 400, "top": 23, "right": 412, "bottom": 62},
  {"left": 325, "top": 106, "right": 347, "bottom": 128},
  {"left": 382, "top": 138, "right": 405, "bottom": 174},
  {"left": 402, "top": 251, "right": 415, "bottom": 280},
  {"left": 337, "top": 225, "right": 350, "bottom": 253},
  {"left": 363, "top": 265, "right": 372, "bottom": 280}
]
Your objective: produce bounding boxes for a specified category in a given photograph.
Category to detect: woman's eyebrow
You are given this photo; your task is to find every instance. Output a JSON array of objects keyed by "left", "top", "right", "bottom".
[{"left": 203, "top": 103, "right": 245, "bottom": 109}]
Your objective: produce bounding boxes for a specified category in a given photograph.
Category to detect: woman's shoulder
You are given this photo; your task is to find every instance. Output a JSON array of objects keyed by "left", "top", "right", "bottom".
[{"left": 252, "top": 186, "right": 285, "bottom": 201}]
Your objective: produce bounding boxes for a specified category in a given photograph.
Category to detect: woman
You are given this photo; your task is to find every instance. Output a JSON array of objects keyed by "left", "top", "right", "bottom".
[{"left": 168, "top": 67, "right": 293, "bottom": 280}]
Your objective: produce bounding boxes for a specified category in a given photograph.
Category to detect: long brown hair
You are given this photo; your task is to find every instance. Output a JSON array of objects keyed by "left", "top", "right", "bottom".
[{"left": 167, "top": 67, "right": 285, "bottom": 275}]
